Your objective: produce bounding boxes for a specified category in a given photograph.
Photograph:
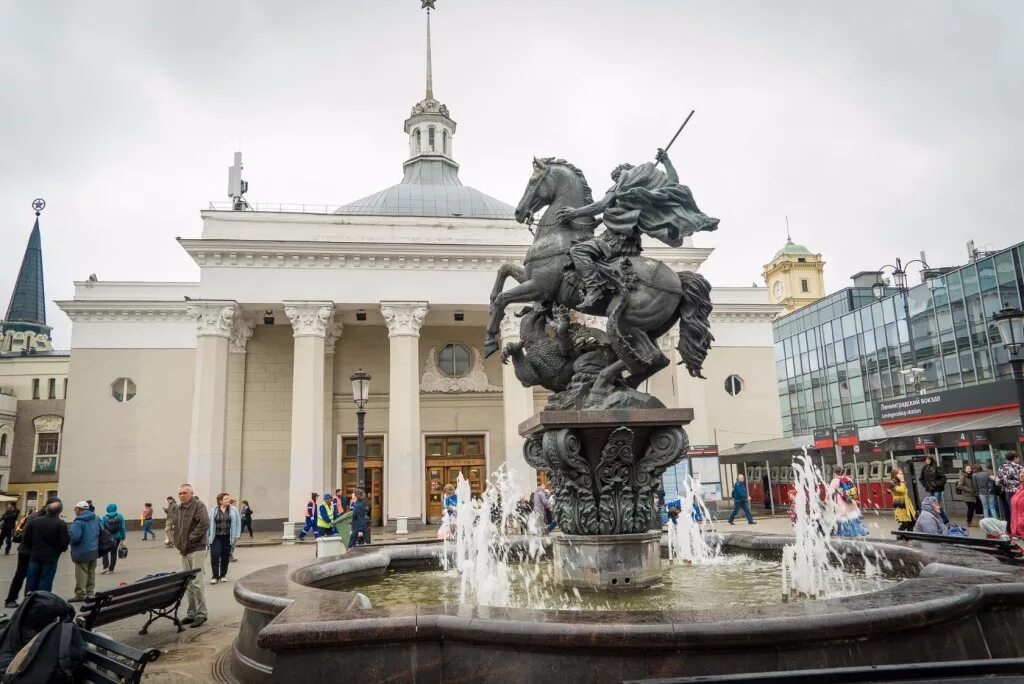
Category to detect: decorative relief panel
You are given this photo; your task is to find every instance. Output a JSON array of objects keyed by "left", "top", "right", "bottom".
[
  {"left": 187, "top": 301, "right": 239, "bottom": 338},
  {"left": 420, "top": 346, "right": 500, "bottom": 393},
  {"left": 33, "top": 415, "right": 63, "bottom": 433},
  {"left": 284, "top": 302, "right": 334, "bottom": 338},
  {"left": 380, "top": 302, "right": 429, "bottom": 337}
]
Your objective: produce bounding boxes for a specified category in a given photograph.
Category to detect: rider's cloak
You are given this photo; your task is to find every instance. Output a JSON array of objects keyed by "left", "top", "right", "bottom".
[{"left": 601, "top": 162, "right": 719, "bottom": 248}]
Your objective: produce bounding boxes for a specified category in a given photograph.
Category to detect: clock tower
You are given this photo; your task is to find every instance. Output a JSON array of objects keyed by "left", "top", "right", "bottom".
[{"left": 762, "top": 235, "right": 825, "bottom": 315}]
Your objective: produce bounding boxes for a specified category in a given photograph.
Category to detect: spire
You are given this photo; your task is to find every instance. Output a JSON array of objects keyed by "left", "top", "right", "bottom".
[
  {"left": 425, "top": 6, "right": 433, "bottom": 100},
  {"left": 1, "top": 199, "right": 52, "bottom": 351},
  {"left": 785, "top": 214, "right": 792, "bottom": 243}
]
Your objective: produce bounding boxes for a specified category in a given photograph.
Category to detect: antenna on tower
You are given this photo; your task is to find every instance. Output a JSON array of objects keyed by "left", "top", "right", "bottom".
[
  {"left": 785, "top": 215, "right": 791, "bottom": 242},
  {"left": 227, "top": 151, "right": 250, "bottom": 211}
]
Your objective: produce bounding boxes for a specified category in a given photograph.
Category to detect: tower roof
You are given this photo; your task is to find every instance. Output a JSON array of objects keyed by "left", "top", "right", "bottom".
[
  {"left": 2, "top": 214, "right": 49, "bottom": 336},
  {"left": 334, "top": 2, "right": 514, "bottom": 220},
  {"left": 772, "top": 237, "right": 814, "bottom": 261}
]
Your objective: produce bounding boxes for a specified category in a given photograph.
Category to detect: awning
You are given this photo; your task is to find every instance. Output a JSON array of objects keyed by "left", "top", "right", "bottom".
[{"left": 719, "top": 407, "right": 1020, "bottom": 464}]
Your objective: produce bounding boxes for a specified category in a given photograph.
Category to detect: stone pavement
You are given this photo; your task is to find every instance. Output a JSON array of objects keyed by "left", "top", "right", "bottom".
[{"left": 0, "top": 512, "right": 985, "bottom": 681}]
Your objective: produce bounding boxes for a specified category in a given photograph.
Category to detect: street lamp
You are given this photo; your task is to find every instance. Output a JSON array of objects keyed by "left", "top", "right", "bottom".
[
  {"left": 873, "top": 256, "right": 940, "bottom": 381},
  {"left": 350, "top": 368, "right": 371, "bottom": 490},
  {"left": 993, "top": 306, "right": 1024, "bottom": 442}
]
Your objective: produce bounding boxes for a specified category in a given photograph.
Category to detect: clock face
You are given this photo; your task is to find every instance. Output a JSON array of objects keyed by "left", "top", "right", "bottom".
[{"left": 772, "top": 281, "right": 784, "bottom": 301}]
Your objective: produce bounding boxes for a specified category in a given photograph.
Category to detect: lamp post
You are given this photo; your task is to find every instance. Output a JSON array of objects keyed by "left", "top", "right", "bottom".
[
  {"left": 873, "top": 257, "right": 940, "bottom": 386},
  {"left": 993, "top": 306, "right": 1024, "bottom": 444},
  {"left": 350, "top": 368, "right": 371, "bottom": 490}
]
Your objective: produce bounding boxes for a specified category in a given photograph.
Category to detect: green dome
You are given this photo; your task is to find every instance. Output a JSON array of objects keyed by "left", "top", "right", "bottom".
[{"left": 773, "top": 238, "right": 813, "bottom": 261}]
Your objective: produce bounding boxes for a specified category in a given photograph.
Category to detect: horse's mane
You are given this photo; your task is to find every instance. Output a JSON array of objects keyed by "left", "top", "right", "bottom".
[{"left": 539, "top": 158, "right": 593, "bottom": 204}]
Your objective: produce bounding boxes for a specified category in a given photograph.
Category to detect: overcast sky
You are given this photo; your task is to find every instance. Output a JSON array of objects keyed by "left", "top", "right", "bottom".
[{"left": 2, "top": 1, "right": 1022, "bottom": 348}]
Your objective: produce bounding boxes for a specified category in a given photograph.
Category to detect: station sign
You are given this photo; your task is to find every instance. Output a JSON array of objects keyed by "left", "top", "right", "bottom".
[
  {"left": 914, "top": 435, "right": 936, "bottom": 450},
  {"left": 956, "top": 431, "right": 989, "bottom": 447},
  {"left": 687, "top": 444, "right": 719, "bottom": 455},
  {"left": 836, "top": 425, "right": 860, "bottom": 447},
  {"left": 877, "top": 381, "right": 1017, "bottom": 424},
  {"left": 813, "top": 428, "right": 834, "bottom": 449}
]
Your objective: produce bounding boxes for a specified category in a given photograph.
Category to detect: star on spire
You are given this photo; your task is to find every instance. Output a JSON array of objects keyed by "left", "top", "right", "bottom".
[{"left": 421, "top": 0, "right": 436, "bottom": 10}]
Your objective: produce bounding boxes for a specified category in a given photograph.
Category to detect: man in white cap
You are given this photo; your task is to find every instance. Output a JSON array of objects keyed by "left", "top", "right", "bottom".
[{"left": 69, "top": 500, "right": 102, "bottom": 602}]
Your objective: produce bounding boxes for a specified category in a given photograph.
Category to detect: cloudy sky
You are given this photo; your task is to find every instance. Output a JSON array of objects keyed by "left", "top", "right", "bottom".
[{"left": 2, "top": 1, "right": 1021, "bottom": 348}]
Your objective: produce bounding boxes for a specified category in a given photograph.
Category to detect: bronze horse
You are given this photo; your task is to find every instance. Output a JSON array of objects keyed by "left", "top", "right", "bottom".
[{"left": 484, "top": 157, "right": 713, "bottom": 392}]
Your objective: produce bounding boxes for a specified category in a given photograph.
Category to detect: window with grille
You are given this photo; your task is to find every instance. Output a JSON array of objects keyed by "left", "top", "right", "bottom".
[
  {"left": 37, "top": 432, "right": 59, "bottom": 455},
  {"left": 724, "top": 374, "right": 744, "bottom": 396},
  {"left": 437, "top": 343, "right": 471, "bottom": 377},
  {"left": 800, "top": 279, "right": 810, "bottom": 293},
  {"left": 111, "top": 378, "right": 137, "bottom": 403}
]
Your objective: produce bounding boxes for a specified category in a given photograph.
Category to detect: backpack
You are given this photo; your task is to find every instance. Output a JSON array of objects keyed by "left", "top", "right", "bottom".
[
  {"left": 97, "top": 526, "right": 116, "bottom": 556},
  {"left": 0, "top": 592, "right": 76, "bottom": 674},
  {"left": 104, "top": 516, "right": 122, "bottom": 535},
  {"left": 2, "top": 620, "right": 84, "bottom": 683}
]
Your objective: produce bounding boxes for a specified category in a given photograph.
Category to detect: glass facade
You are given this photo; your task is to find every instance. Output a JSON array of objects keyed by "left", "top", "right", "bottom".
[{"left": 774, "top": 242, "right": 1024, "bottom": 436}]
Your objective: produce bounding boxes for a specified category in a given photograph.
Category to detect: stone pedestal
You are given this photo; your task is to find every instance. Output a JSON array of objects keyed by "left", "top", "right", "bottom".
[
  {"left": 316, "top": 536, "right": 346, "bottom": 558},
  {"left": 553, "top": 531, "right": 662, "bottom": 590}
]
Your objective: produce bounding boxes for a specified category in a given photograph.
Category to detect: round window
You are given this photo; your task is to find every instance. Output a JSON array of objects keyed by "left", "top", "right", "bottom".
[
  {"left": 437, "top": 343, "right": 472, "bottom": 377},
  {"left": 724, "top": 375, "right": 744, "bottom": 396},
  {"left": 111, "top": 378, "right": 137, "bottom": 403}
]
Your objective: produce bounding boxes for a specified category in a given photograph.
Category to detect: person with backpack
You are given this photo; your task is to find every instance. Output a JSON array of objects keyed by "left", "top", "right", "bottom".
[
  {"left": 0, "top": 502, "right": 20, "bottom": 555},
  {"left": 68, "top": 501, "right": 102, "bottom": 603},
  {"left": 4, "top": 509, "right": 45, "bottom": 608},
  {"left": 22, "top": 498, "right": 69, "bottom": 593},
  {"left": 141, "top": 502, "right": 155, "bottom": 540},
  {"left": 99, "top": 503, "right": 127, "bottom": 574}
]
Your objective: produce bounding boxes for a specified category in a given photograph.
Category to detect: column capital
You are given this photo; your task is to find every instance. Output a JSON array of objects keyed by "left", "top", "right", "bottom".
[
  {"left": 499, "top": 305, "right": 527, "bottom": 344},
  {"left": 325, "top": 321, "right": 344, "bottom": 355},
  {"left": 660, "top": 329, "right": 680, "bottom": 353},
  {"left": 229, "top": 315, "right": 257, "bottom": 353},
  {"left": 284, "top": 301, "right": 335, "bottom": 338},
  {"left": 186, "top": 301, "right": 240, "bottom": 338},
  {"left": 380, "top": 301, "right": 429, "bottom": 337}
]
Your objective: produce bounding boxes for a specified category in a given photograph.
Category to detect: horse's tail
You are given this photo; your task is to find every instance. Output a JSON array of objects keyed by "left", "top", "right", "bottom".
[{"left": 676, "top": 271, "right": 714, "bottom": 378}]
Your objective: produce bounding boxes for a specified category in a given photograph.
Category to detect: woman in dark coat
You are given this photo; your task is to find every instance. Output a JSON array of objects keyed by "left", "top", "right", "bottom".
[{"left": 348, "top": 489, "right": 371, "bottom": 548}]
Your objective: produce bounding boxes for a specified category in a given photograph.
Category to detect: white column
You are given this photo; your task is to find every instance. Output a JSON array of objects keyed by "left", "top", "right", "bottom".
[
  {"left": 499, "top": 307, "right": 537, "bottom": 494},
  {"left": 666, "top": 329, "right": 711, "bottom": 445},
  {"left": 225, "top": 315, "right": 256, "bottom": 498},
  {"left": 380, "top": 301, "right": 428, "bottom": 530},
  {"left": 647, "top": 334, "right": 678, "bottom": 408},
  {"left": 324, "top": 321, "right": 343, "bottom": 491},
  {"left": 186, "top": 301, "right": 239, "bottom": 505},
  {"left": 284, "top": 302, "right": 334, "bottom": 530}
]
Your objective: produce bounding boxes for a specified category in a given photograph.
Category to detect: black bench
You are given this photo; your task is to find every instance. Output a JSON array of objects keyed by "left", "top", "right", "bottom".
[
  {"left": 890, "top": 530, "right": 1019, "bottom": 558},
  {"left": 79, "top": 629, "right": 160, "bottom": 684},
  {"left": 77, "top": 569, "right": 200, "bottom": 635}
]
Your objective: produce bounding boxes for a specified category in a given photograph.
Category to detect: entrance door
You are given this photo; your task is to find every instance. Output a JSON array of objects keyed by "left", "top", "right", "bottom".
[
  {"left": 425, "top": 435, "right": 486, "bottom": 523},
  {"left": 340, "top": 436, "right": 384, "bottom": 527}
]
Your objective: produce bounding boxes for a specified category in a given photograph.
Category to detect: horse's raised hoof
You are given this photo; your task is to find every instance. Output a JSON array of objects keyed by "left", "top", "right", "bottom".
[{"left": 483, "top": 338, "right": 499, "bottom": 358}]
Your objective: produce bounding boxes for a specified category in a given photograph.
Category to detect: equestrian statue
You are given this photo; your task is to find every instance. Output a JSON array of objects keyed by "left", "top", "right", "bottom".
[{"left": 485, "top": 144, "right": 719, "bottom": 410}]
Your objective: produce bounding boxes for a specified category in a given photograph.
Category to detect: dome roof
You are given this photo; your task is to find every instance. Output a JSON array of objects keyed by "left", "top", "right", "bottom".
[
  {"left": 334, "top": 158, "right": 514, "bottom": 220},
  {"left": 773, "top": 238, "right": 814, "bottom": 261}
]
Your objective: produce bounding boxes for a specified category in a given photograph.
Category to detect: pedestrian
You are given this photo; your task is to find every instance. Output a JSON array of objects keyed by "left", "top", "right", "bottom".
[
  {"left": 829, "top": 466, "right": 869, "bottom": 537},
  {"left": 172, "top": 483, "right": 211, "bottom": 628},
  {"left": 996, "top": 452, "right": 1022, "bottom": 522},
  {"left": 1011, "top": 486, "right": 1024, "bottom": 540},
  {"left": 762, "top": 472, "right": 772, "bottom": 510},
  {"left": 163, "top": 495, "right": 178, "bottom": 546},
  {"left": 240, "top": 500, "right": 254, "bottom": 539},
  {"left": 531, "top": 483, "right": 552, "bottom": 534},
  {"left": 333, "top": 489, "right": 349, "bottom": 516},
  {"left": 68, "top": 501, "right": 102, "bottom": 603},
  {"left": 141, "top": 502, "right": 155, "bottom": 541},
  {"left": 297, "top": 493, "right": 319, "bottom": 540},
  {"left": 22, "top": 498, "right": 69, "bottom": 594},
  {"left": 974, "top": 463, "right": 999, "bottom": 520},
  {"left": 727, "top": 474, "right": 756, "bottom": 525},
  {"left": 207, "top": 492, "right": 239, "bottom": 585},
  {"left": 918, "top": 455, "right": 947, "bottom": 503},
  {"left": 316, "top": 492, "right": 338, "bottom": 537},
  {"left": 914, "top": 496, "right": 949, "bottom": 535},
  {"left": 890, "top": 467, "right": 917, "bottom": 532},
  {"left": 99, "top": 503, "right": 126, "bottom": 574},
  {"left": 4, "top": 509, "right": 44, "bottom": 608},
  {"left": 0, "top": 502, "right": 19, "bottom": 555},
  {"left": 956, "top": 464, "right": 981, "bottom": 527},
  {"left": 348, "top": 489, "right": 370, "bottom": 547}
]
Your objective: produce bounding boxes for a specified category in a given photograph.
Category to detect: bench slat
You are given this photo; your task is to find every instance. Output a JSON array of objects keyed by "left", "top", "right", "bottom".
[
  {"left": 81, "top": 630, "right": 159, "bottom": 663},
  {"left": 81, "top": 650, "right": 139, "bottom": 679},
  {"left": 86, "top": 571, "right": 197, "bottom": 602},
  {"left": 81, "top": 589, "right": 187, "bottom": 628}
]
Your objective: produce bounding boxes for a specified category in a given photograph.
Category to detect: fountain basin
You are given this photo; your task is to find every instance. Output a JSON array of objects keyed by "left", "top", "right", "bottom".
[{"left": 232, "top": 533, "right": 1024, "bottom": 683}]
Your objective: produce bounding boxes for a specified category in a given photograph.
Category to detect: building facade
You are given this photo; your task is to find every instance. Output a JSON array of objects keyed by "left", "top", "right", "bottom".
[
  {"left": 53, "top": 16, "right": 783, "bottom": 530},
  {"left": 763, "top": 236, "right": 826, "bottom": 315},
  {"left": 774, "top": 240, "right": 1024, "bottom": 437}
]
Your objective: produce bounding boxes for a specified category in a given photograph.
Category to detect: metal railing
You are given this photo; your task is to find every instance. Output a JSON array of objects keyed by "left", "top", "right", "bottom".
[{"left": 207, "top": 201, "right": 343, "bottom": 214}]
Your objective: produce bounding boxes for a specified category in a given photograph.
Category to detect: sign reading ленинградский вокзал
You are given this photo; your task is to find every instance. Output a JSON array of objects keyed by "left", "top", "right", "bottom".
[{"left": 877, "top": 380, "right": 1017, "bottom": 424}]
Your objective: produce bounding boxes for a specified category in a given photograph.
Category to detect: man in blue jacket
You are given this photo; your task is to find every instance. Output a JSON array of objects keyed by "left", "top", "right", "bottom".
[
  {"left": 69, "top": 500, "right": 102, "bottom": 602},
  {"left": 727, "top": 475, "right": 756, "bottom": 525},
  {"left": 297, "top": 493, "right": 319, "bottom": 540}
]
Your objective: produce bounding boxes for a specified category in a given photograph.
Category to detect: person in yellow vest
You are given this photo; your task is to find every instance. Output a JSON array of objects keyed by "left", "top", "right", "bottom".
[{"left": 317, "top": 493, "right": 338, "bottom": 536}]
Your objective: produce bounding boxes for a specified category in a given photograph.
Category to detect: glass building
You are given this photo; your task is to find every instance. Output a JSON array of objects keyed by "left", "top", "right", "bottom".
[{"left": 774, "top": 241, "right": 1024, "bottom": 437}]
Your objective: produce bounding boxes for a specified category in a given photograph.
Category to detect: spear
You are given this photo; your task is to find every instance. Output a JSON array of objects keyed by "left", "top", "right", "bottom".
[{"left": 656, "top": 110, "right": 695, "bottom": 162}]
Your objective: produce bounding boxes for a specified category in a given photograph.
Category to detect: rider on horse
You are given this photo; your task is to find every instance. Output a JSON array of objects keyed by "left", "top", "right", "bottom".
[{"left": 556, "top": 149, "right": 719, "bottom": 312}]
